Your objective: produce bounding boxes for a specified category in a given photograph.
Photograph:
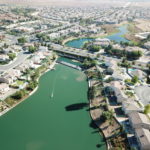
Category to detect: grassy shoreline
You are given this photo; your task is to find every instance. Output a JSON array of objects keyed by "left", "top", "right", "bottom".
[
  {"left": 0, "top": 59, "right": 57, "bottom": 117},
  {"left": 63, "top": 24, "right": 132, "bottom": 46}
]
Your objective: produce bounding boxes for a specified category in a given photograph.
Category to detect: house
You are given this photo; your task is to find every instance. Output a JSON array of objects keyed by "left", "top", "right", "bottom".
[
  {"left": 15, "top": 60, "right": 33, "bottom": 72},
  {"left": 128, "top": 69, "right": 146, "bottom": 80},
  {"left": 113, "top": 44, "right": 124, "bottom": 50},
  {"left": 135, "top": 32, "right": 150, "bottom": 40},
  {"left": 0, "top": 83, "right": 9, "bottom": 94},
  {"left": 36, "top": 52, "right": 45, "bottom": 60},
  {"left": 144, "top": 41, "right": 150, "bottom": 50},
  {"left": 38, "top": 46, "right": 48, "bottom": 52},
  {"left": 0, "top": 69, "right": 22, "bottom": 84},
  {"left": 122, "top": 100, "right": 143, "bottom": 114},
  {"left": 0, "top": 54, "right": 9, "bottom": 62},
  {"left": 105, "top": 81, "right": 127, "bottom": 103},
  {"left": 48, "top": 33, "right": 60, "bottom": 39},
  {"left": 94, "top": 38, "right": 111, "bottom": 47},
  {"left": 125, "top": 46, "right": 146, "bottom": 53},
  {"left": 128, "top": 112, "right": 150, "bottom": 150},
  {"left": 104, "top": 68, "right": 114, "bottom": 75},
  {"left": 31, "top": 55, "right": 41, "bottom": 64}
]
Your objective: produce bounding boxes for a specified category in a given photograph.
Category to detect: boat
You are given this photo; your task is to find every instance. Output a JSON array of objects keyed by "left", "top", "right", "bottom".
[{"left": 51, "top": 92, "right": 53, "bottom": 98}]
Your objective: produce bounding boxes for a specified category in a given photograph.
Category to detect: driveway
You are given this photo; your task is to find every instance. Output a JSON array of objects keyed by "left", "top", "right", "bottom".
[
  {"left": 0, "top": 52, "right": 31, "bottom": 72},
  {"left": 135, "top": 86, "right": 150, "bottom": 106}
]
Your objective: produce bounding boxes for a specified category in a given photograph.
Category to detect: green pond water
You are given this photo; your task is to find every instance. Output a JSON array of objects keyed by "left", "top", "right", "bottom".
[
  {"left": 65, "top": 25, "right": 129, "bottom": 49},
  {"left": 0, "top": 62, "right": 106, "bottom": 150}
]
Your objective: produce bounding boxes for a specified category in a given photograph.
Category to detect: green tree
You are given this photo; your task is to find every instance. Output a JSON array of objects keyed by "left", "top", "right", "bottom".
[
  {"left": 27, "top": 81, "right": 37, "bottom": 91},
  {"left": 12, "top": 90, "right": 26, "bottom": 100},
  {"left": 3, "top": 43, "right": 8, "bottom": 48},
  {"left": 102, "top": 109, "right": 114, "bottom": 123},
  {"left": 28, "top": 46, "right": 36, "bottom": 53},
  {"left": 131, "top": 75, "right": 138, "bottom": 84},
  {"left": 144, "top": 104, "right": 150, "bottom": 114},
  {"left": 88, "top": 45, "right": 101, "bottom": 52},
  {"left": 18, "top": 37, "right": 27, "bottom": 44},
  {"left": 8, "top": 53, "right": 16, "bottom": 60}
]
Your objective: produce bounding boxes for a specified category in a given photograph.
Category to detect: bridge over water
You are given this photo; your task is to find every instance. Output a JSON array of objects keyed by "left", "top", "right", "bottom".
[{"left": 51, "top": 43, "right": 96, "bottom": 60}]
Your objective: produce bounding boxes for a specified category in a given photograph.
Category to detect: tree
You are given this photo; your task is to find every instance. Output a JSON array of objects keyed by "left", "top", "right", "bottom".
[
  {"left": 83, "top": 59, "right": 91, "bottom": 68},
  {"left": 3, "top": 43, "right": 8, "bottom": 48},
  {"left": 102, "top": 109, "right": 114, "bottom": 122},
  {"left": 18, "top": 37, "right": 27, "bottom": 44},
  {"left": 88, "top": 86, "right": 97, "bottom": 99},
  {"left": 12, "top": 90, "right": 26, "bottom": 100},
  {"left": 28, "top": 46, "right": 36, "bottom": 53},
  {"left": 27, "top": 81, "right": 37, "bottom": 91},
  {"left": 8, "top": 53, "right": 16, "bottom": 60},
  {"left": 131, "top": 75, "right": 138, "bottom": 84},
  {"left": 87, "top": 45, "right": 101, "bottom": 52},
  {"left": 144, "top": 104, "right": 150, "bottom": 114}
]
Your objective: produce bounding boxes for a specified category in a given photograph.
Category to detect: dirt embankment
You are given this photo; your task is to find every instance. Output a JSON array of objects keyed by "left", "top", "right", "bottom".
[
  {"left": 101, "top": 24, "right": 118, "bottom": 34},
  {"left": 125, "top": 22, "right": 142, "bottom": 43}
]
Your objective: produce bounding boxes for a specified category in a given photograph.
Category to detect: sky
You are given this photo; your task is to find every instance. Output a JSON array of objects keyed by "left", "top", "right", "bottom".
[{"left": 0, "top": 0, "right": 150, "bottom": 6}]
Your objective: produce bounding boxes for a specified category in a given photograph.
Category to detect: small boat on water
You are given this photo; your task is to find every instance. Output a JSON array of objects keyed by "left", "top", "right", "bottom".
[{"left": 51, "top": 92, "right": 54, "bottom": 98}]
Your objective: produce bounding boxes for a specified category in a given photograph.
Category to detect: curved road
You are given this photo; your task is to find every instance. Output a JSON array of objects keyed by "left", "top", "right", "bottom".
[{"left": 0, "top": 52, "right": 31, "bottom": 72}]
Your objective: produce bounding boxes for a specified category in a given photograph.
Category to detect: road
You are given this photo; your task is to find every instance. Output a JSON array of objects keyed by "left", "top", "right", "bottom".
[
  {"left": 0, "top": 52, "right": 31, "bottom": 72},
  {"left": 51, "top": 43, "right": 96, "bottom": 59}
]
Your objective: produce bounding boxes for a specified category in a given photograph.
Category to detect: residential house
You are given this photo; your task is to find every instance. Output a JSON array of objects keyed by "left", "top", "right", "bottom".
[
  {"left": 0, "top": 54, "right": 9, "bottom": 62},
  {"left": 122, "top": 100, "right": 143, "bottom": 115},
  {"left": 128, "top": 112, "right": 150, "bottom": 150},
  {"left": 94, "top": 38, "right": 111, "bottom": 47},
  {"left": 105, "top": 81, "right": 127, "bottom": 104},
  {"left": 0, "top": 69, "right": 22, "bottom": 84},
  {"left": 38, "top": 46, "right": 48, "bottom": 52},
  {"left": 0, "top": 83, "right": 9, "bottom": 94},
  {"left": 144, "top": 41, "right": 150, "bottom": 50},
  {"left": 128, "top": 69, "right": 146, "bottom": 81},
  {"left": 15, "top": 60, "right": 33, "bottom": 72},
  {"left": 31, "top": 55, "right": 41, "bottom": 64}
]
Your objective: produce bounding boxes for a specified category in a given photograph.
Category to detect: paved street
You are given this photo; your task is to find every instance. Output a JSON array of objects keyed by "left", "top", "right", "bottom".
[{"left": 0, "top": 52, "right": 31, "bottom": 72}]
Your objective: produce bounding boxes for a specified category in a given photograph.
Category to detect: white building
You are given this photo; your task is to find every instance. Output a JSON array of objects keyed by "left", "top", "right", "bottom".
[
  {"left": 0, "top": 83, "right": 9, "bottom": 94},
  {"left": 144, "top": 41, "right": 150, "bottom": 50},
  {"left": 0, "top": 55, "right": 9, "bottom": 62}
]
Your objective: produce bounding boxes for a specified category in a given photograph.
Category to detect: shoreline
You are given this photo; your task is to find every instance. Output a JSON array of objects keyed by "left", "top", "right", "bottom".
[
  {"left": 87, "top": 79, "right": 109, "bottom": 150},
  {"left": 63, "top": 24, "right": 131, "bottom": 47},
  {"left": 0, "top": 59, "right": 57, "bottom": 117},
  {"left": 62, "top": 33, "right": 107, "bottom": 46}
]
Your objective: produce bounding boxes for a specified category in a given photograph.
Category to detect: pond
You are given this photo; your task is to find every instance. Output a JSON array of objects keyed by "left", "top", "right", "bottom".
[
  {"left": 0, "top": 59, "right": 106, "bottom": 150},
  {"left": 65, "top": 25, "right": 129, "bottom": 49}
]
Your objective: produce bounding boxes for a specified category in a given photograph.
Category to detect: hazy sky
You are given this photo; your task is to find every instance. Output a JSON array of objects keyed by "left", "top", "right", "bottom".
[{"left": 0, "top": 0, "right": 150, "bottom": 6}]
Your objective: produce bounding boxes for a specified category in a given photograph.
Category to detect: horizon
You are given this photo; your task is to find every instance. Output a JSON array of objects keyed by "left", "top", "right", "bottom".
[{"left": 0, "top": 0, "right": 150, "bottom": 6}]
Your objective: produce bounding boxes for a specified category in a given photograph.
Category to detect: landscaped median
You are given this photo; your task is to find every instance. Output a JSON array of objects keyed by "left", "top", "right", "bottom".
[
  {"left": 84, "top": 64, "right": 130, "bottom": 150},
  {"left": 0, "top": 56, "right": 57, "bottom": 116}
]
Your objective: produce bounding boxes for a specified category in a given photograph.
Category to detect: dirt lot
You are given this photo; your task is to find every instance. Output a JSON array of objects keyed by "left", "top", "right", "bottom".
[{"left": 134, "top": 19, "right": 150, "bottom": 32}]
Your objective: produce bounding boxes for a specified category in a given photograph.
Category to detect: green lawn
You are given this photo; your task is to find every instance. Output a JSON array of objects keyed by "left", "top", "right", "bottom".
[{"left": 16, "top": 80, "right": 24, "bottom": 85}]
